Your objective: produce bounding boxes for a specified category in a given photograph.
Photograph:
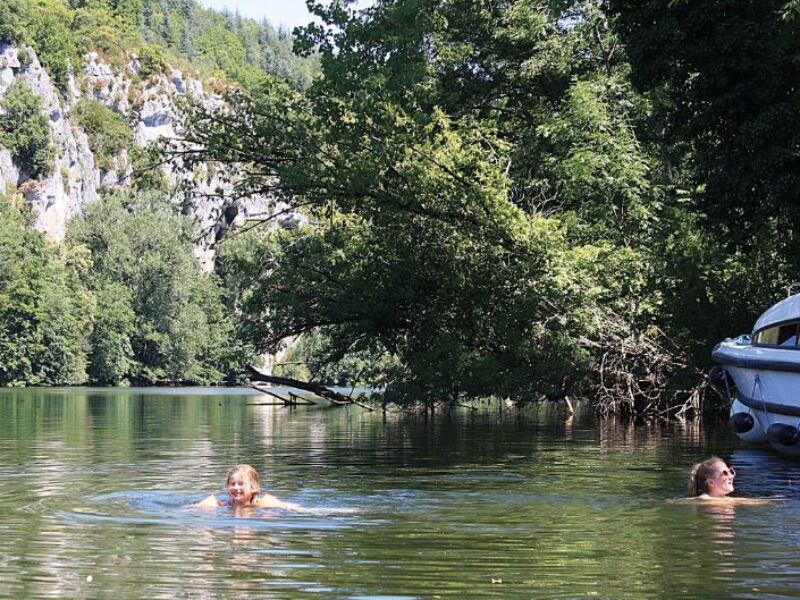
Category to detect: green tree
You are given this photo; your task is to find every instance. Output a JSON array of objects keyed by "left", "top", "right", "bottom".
[
  {"left": 87, "top": 282, "right": 136, "bottom": 384},
  {"left": 184, "top": 0, "right": 700, "bottom": 411},
  {"left": 608, "top": 0, "right": 800, "bottom": 363},
  {"left": 190, "top": 72, "right": 600, "bottom": 403},
  {"left": 30, "top": 2, "right": 77, "bottom": 89},
  {"left": 0, "top": 196, "right": 91, "bottom": 386},
  {"left": 0, "top": 80, "right": 56, "bottom": 180},
  {"left": 73, "top": 98, "right": 133, "bottom": 171},
  {"left": 0, "top": 0, "right": 35, "bottom": 46},
  {"left": 67, "top": 192, "right": 251, "bottom": 385}
]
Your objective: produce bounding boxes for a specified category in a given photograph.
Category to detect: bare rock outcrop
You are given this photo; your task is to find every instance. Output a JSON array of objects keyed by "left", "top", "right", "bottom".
[{"left": 0, "top": 45, "right": 288, "bottom": 268}]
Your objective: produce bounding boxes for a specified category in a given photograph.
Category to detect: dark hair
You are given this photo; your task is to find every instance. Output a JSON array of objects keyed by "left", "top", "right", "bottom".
[{"left": 688, "top": 456, "right": 724, "bottom": 496}]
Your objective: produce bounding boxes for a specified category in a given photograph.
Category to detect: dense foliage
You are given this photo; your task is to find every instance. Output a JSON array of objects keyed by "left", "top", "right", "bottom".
[
  {"left": 66, "top": 192, "right": 250, "bottom": 385},
  {"left": 0, "top": 0, "right": 306, "bottom": 386},
  {"left": 183, "top": 1, "right": 673, "bottom": 408},
  {"left": 139, "top": 0, "right": 318, "bottom": 89},
  {"left": 3, "top": 0, "right": 796, "bottom": 414},
  {"left": 185, "top": 0, "right": 799, "bottom": 412},
  {"left": 608, "top": 0, "right": 800, "bottom": 362},
  {"left": 0, "top": 192, "right": 253, "bottom": 387},
  {"left": 72, "top": 99, "right": 134, "bottom": 172},
  {"left": 0, "top": 197, "right": 90, "bottom": 386},
  {"left": 0, "top": 80, "right": 56, "bottom": 180}
]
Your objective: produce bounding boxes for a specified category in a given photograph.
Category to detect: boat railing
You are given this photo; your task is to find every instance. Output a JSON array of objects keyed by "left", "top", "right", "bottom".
[{"left": 785, "top": 282, "right": 800, "bottom": 297}]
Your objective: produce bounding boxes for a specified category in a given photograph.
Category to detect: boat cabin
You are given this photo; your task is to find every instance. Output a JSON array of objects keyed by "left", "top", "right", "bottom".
[{"left": 752, "top": 294, "right": 800, "bottom": 348}]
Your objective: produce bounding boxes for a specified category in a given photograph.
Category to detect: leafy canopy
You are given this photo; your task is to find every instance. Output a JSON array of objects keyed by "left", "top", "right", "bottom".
[
  {"left": 0, "top": 196, "right": 90, "bottom": 386},
  {"left": 66, "top": 191, "right": 252, "bottom": 385}
]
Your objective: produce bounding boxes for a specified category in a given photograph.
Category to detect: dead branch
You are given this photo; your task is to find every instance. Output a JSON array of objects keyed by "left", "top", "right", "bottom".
[
  {"left": 246, "top": 365, "right": 374, "bottom": 410},
  {"left": 589, "top": 311, "right": 706, "bottom": 419}
]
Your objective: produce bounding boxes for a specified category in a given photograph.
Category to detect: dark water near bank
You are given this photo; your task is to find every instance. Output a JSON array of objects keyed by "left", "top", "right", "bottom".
[{"left": 1, "top": 388, "right": 799, "bottom": 599}]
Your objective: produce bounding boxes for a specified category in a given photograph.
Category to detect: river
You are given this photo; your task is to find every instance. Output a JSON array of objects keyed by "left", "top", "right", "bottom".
[{"left": 0, "top": 387, "right": 798, "bottom": 598}]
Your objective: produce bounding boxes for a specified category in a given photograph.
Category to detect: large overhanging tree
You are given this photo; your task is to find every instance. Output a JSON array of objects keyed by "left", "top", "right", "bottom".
[
  {"left": 608, "top": 0, "right": 800, "bottom": 348},
  {"left": 174, "top": 0, "right": 701, "bottom": 412}
]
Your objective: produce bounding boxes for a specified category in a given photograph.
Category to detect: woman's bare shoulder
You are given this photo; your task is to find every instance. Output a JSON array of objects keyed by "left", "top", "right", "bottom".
[
  {"left": 722, "top": 497, "right": 775, "bottom": 506},
  {"left": 255, "top": 493, "right": 300, "bottom": 510},
  {"left": 195, "top": 494, "right": 222, "bottom": 508}
]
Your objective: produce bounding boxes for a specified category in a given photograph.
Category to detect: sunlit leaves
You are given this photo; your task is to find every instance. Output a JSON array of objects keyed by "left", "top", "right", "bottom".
[
  {"left": 186, "top": 0, "right": 721, "bottom": 406},
  {"left": 67, "top": 192, "right": 250, "bottom": 385},
  {"left": 0, "top": 197, "right": 90, "bottom": 386}
]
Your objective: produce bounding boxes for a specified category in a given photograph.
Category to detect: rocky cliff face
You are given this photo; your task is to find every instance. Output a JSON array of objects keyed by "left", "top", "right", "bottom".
[
  {"left": 0, "top": 43, "right": 284, "bottom": 268},
  {"left": 0, "top": 44, "right": 96, "bottom": 239}
]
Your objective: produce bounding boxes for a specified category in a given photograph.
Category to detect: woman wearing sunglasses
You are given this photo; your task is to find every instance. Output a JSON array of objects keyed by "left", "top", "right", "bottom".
[
  {"left": 688, "top": 456, "right": 737, "bottom": 498},
  {"left": 686, "top": 456, "right": 775, "bottom": 505}
]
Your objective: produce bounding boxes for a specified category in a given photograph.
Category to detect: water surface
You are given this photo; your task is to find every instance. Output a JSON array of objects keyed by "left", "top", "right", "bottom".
[{"left": 0, "top": 387, "right": 798, "bottom": 599}]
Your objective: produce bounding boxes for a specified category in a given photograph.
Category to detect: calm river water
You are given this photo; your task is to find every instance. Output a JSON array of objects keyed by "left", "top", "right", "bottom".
[{"left": 1, "top": 388, "right": 799, "bottom": 599}]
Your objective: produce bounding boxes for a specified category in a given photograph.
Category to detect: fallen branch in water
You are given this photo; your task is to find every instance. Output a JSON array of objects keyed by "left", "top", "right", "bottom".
[
  {"left": 251, "top": 384, "right": 316, "bottom": 405},
  {"left": 246, "top": 365, "right": 374, "bottom": 411}
]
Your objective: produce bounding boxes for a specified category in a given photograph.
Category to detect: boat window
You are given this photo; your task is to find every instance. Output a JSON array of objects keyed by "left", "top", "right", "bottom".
[
  {"left": 755, "top": 326, "right": 779, "bottom": 345},
  {"left": 779, "top": 323, "right": 798, "bottom": 346},
  {"left": 754, "top": 323, "right": 800, "bottom": 347}
]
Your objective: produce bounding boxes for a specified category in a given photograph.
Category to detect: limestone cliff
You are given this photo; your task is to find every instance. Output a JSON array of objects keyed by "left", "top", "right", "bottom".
[{"left": 0, "top": 43, "right": 283, "bottom": 268}]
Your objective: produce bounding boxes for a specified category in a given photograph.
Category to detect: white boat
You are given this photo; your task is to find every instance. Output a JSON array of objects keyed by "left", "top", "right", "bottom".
[{"left": 712, "top": 291, "right": 800, "bottom": 455}]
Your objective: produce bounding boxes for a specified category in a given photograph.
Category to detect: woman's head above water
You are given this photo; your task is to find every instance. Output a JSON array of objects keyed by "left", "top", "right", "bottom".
[
  {"left": 196, "top": 464, "right": 302, "bottom": 510},
  {"left": 225, "top": 464, "right": 261, "bottom": 507},
  {"left": 688, "top": 456, "right": 735, "bottom": 498}
]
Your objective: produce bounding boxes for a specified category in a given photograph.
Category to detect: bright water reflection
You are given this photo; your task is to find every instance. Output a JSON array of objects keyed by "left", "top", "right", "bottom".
[{"left": 1, "top": 388, "right": 800, "bottom": 598}]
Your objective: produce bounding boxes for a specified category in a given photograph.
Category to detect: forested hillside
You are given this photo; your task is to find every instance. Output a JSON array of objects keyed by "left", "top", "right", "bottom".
[
  {"left": 139, "top": 0, "right": 317, "bottom": 89},
  {"left": 0, "top": 0, "right": 316, "bottom": 89},
  {"left": 0, "top": 0, "right": 315, "bottom": 387}
]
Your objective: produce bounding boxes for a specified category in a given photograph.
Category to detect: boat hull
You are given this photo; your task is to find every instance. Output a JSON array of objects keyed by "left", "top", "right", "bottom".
[{"left": 714, "top": 341, "right": 800, "bottom": 455}]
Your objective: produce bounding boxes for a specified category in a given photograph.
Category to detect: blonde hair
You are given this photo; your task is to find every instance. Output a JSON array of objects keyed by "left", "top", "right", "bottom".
[
  {"left": 226, "top": 464, "right": 261, "bottom": 505},
  {"left": 688, "top": 456, "right": 724, "bottom": 496}
]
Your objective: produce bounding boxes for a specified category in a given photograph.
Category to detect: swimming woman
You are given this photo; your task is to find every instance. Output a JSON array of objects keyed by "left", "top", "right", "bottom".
[
  {"left": 196, "top": 464, "right": 301, "bottom": 510},
  {"left": 687, "top": 456, "right": 770, "bottom": 504},
  {"left": 688, "top": 456, "right": 735, "bottom": 499}
]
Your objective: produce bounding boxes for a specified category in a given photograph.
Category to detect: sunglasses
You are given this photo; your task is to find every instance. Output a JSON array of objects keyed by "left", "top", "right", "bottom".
[{"left": 716, "top": 467, "right": 735, "bottom": 478}]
